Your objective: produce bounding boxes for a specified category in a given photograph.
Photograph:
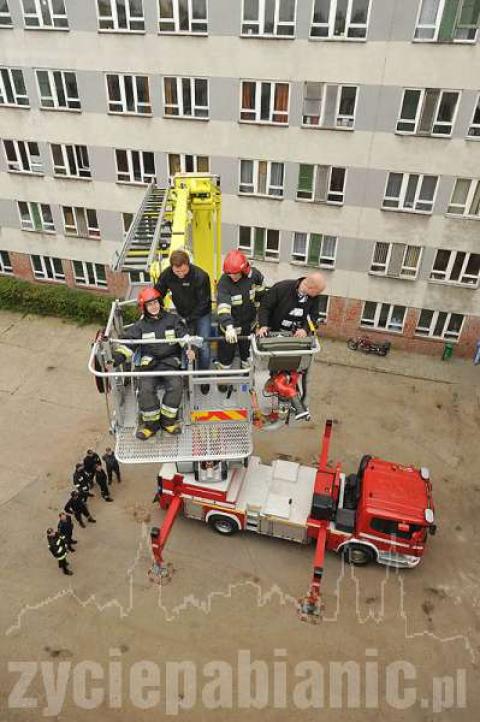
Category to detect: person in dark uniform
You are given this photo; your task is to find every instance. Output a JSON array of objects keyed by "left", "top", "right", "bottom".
[
  {"left": 73, "top": 463, "right": 94, "bottom": 500},
  {"left": 47, "top": 528, "right": 73, "bottom": 575},
  {"left": 257, "top": 272, "right": 326, "bottom": 337},
  {"left": 95, "top": 463, "right": 113, "bottom": 502},
  {"left": 57, "top": 512, "right": 77, "bottom": 551},
  {"left": 65, "top": 490, "right": 96, "bottom": 528},
  {"left": 102, "top": 447, "right": 121, "bottom": 484},
  {"left": 216, "top": 250, "right": 265, "bottom": 375},
  {"left": 83, "top": 450, "right": 101, "bottom": 487}
]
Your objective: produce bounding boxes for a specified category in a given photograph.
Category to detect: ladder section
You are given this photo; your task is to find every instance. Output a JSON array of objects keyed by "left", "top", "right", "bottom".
[{"left": 112, "top": 184, "right": 169, "bottom": 273}]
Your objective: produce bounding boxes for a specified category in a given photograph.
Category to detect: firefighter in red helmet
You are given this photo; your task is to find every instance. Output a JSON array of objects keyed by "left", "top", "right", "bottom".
[
  {"left": 110, "top": 288, "right": 195, "bottom": 439},
  {"left": 216, "top": 250, "right": 265, "bottom": 378}
]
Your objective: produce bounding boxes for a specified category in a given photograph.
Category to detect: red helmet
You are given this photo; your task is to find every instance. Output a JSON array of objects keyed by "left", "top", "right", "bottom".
[
  {"left": 137, "top": 287, "right": 162, "bottom": 312},
  {"left": 223, "top": 250, "right": 250, "bottom": 275}
]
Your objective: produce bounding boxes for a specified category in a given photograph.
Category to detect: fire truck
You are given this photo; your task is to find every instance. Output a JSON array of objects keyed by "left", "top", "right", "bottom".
[{"left": 89, "top": 173, "right": 437, "bottom": 620}]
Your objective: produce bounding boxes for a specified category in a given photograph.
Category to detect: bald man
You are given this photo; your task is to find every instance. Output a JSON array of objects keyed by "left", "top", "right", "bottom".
[{"left": 257, "top": 273, "right": 326, "bottom": 338}]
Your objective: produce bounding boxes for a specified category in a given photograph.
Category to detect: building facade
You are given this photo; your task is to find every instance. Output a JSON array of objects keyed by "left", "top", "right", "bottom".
[{"left": 0, "top": 0, "right": 479, "bottom": 356}]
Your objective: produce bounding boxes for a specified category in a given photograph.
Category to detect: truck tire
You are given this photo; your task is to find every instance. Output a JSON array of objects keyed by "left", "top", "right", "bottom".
[
  {"left": 342, "top": 543, "right": 375, "bottom": 566},
  {"left": 208, "top": 514, "right": 239, "bottom": 536}
]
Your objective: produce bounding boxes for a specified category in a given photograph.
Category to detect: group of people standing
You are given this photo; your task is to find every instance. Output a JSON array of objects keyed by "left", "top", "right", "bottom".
[
  {"left": 46, "top": 448, "right": 121, "bottom": 575},
  {"left": 110, "top": 248, "right": 326, "bottom": 441}
]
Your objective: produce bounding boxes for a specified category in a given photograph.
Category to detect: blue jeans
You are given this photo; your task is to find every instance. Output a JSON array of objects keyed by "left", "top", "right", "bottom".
[{"left": 191, "top": 314, "right": 211, "bottom": 370}]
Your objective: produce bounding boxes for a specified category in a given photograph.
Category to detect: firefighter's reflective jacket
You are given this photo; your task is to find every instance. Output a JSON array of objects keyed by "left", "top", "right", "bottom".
[
  {"left": 217, "top": 268, "right": 265, "bottom": 333},
  {"left": 113, "top": 311, "right": 187, "bottom": 368},
  {"left": 48, "top": 534, "right": 67, "bottom": 561}
]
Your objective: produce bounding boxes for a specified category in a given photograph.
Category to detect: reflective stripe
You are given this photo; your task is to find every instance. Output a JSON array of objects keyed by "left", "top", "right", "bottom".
[
  {"left": 249, "top": 289, "right": 255, "bottom": 300},
  {"left": 160, "top": 404, "right": 178, "bottom": 418},
  {"left": 255, "top": 285, "right": 265, "bottom": 293},
  {"left": 141, "top": 332, "right": 156, "bottom": 340},
  {"left": 142, "top": 409, "right": 161, "bottom": 421},
  {"left": 215, "top": 361, "right": 232, "bottom": 369},
  {"left": 140, "top": 355, "right": 154, "bottom": 366},
  {"left": 241, "top": 360, "right": 250, "bottom": 369},
  {"left": 217, "top": 303, "right": 231, "bottom": 315},
  {"left": 231, "top": 295, "right": 243, "bottom": 306},
  {"left": 115, "top": 345, "right": 133, "bottom": 359},
  {"left": 164, "top": 329, "right": 175, "bottom": 339}
]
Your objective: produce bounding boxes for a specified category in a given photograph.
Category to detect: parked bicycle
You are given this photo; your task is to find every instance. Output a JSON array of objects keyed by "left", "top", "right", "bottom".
[{"left": 347, "top": 336, "right": 391, "bottom": 357}]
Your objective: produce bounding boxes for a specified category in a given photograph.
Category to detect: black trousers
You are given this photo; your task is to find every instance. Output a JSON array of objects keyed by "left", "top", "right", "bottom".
[
  {"left": 73, "top": 508, "right": 91, "bottom": 527},
  {"left": 217, "top": 329, "right": 251, "bottom": 367},
  {"left": 106, "top": 464, "right": 121, "bottom": 483},
  {"left": 58, "top": 558, "right": 69, "bottom": 573},
  {"left": 97, "top": 478, "right": 111, "bottom": 499}
]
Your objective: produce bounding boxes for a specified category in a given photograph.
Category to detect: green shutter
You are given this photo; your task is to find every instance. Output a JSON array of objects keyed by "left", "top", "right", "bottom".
[
  {"left": 438, "top": 0, "right": 461, "bottom": 41},
  {"left": 253, "top": 227, "right": 265, "bottom": 259},
  {"left": 456, "top": 0, "right": 480, "bottom": 28},
  {"left": 307, "top": 234, "right": 323, "bottom": 266},
  {"left": 297, "top": 164, "right": 314, "bottom": 194}
]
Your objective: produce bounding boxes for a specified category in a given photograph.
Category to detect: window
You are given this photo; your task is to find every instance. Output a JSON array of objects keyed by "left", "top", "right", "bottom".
[
  {"left": 62, "top": 207, "right": 100, "bottom": 239},
  {"left": 241, "top": 0, "right": 296, "bottom": 37},
  {"left": 163, "top": 77, "right": 209, "bottom": 118},
  {"left": 238, "top": 226, "right": 280, "bottom": 261},
  {"left": 430, "top": 249, "right": 480, "bottom": 286},
  {"left": 0, "top": 1, "right": 12, "bottom": 27},
  {"left": 311, "top": 0, "right": 370, "bottom": 39},
  {"left": 302, "top": 82, "right": 358, "bottom": 128},
  {"left": 291, "top": 233, "right": 337, "bottom": 267},
  {"left": 129, "top": 270, "right": 149, "bottom": 283},
  {"left": 97, "top": 0, "right": 145, "bottom": 31},
  {"left": 297, "top": 164, "right": 346, "bottom": 204},
  {"left": 158, "top": 0, "right": 207, "bottom": 33},
  {"left": 371, "top": 518, "right": 423, "bottom": 539},
  {"left": 168, "top": 153, "right": 209, "bottom": 175},
  {"left": 396, "top": 88, "right": 460, "bottom": 136},
  {"left": 416, "top": 309, "right": 464, "bottom": 340},
  {"left": 123, "top": 212, "right": 134, "bottom": 235},
  {"left": 382, "top": 173, "right": 438, "bottom": 213},
  {"left": 361, "top": 302, "right": 406, "bottom": 332},
  {"left": 467, "top": 94, "right": 480, "bottom": 138},
  {"left": 18, "top": 201, "right": 55, "bottom": 233},
  {"left": 239, "top": 159, "right": 284, "bottom": 197},
  {"left": 106, "top": 74, "right": 151, "bottom": 114},
  {"left": 0, "top": 68, "right": 29, "bottom": 107},
  {"left": 22, "top": 0, "right": 68, "bottom": 29},
  {"left": 51, "top": 144, "right": 91, "bottom": 179},
  {"left": 31, "top": 255, "right": 65, "bottom": 281},
  {"left": 3, "top": 140, "right": 43, "bottom": 174},
  {"left": 115, "top": 149, "right": 155, "bottom": 183},
  {"left": 240, "top": 80, "right": 290, "bottom": 124},
  {"left": 370, "top": 242, "right": 422, "bottom": 279},
  {"left": 73, "top": 260, "right": 108, "bottom": 288},
  {"left": 414, "top": 0, "right": 479, "bottom": 42},
  {"left": 0, "top": 250, "right": 13, "bottom": 274},
  {"left": 36, "top": 70, "right": 81, "bottom": 110},
  {"left": 447, "top": 178, "right": 480, "bottom": 217}
]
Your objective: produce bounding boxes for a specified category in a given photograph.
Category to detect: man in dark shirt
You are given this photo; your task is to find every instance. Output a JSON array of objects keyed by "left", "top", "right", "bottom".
[
  {"left": 102, "top": 447, "right": 121, "bottom": 484},
  {"left": 257, "top": 273, "right": 326, "bottom": 337},
  {"left": 155, "top": 250, "right": 212, "bottom": 386}
]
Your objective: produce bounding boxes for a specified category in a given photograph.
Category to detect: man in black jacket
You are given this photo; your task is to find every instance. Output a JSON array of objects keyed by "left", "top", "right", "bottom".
[
  {"left": 65, "top": 491, "right": 96, "bottom": 528},
  {"left": 83, "top": 450, "right": 101, "bottom": 487},
  {"left": 58, "top": 512, "right": 77, "bottom": 551},
  {"left": 155, "top": 250, "right": 212, "bottom": 385},
  {"left": 102, "top": 447, "right": 121, "bottom": 484},
  {"left": 47, "top": 528, "right": 73, "bottom": 575},
  {"left": 73, "top": 463, "right": 94, "bottom": 500},
  {"left": 257, "top": 273, "right": 326, "bottom": 337},
  {"left": 95, "top": 462, "right": 113, "bottom": 502}
]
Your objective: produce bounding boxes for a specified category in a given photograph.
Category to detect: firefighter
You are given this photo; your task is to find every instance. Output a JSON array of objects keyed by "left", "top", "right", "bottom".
[
  {"left": 110, "top": 288, "right": 195, "bottom": 440},
  {"left": 155, "top": 249, "right": 212, "bottom": 393},
  {"left": 216, "top": 250, "right": 265, "bottom": 378},
  {"left": 47, "top": 528, "right": 73, "bottom": 575},
  {"left": 257, "top": 272, "right": 326, "bottom": 337},
  {"left": 83, "top": 449, "right": 101, "bottom": 487},
  {"left": 73, "top": 463, "right": 94, "bottom": 500},
  {"left": 57, "top": 512, "right": 77, "bottom": 551},
  {"left": 65, "top": 490, "right": 96, "bottom": 528},
  {"left": 102, "top": 447, "right": 121, "bottom": 484},
  {"left": 94, "top": 462, "right": 113, "bottom": 502}
]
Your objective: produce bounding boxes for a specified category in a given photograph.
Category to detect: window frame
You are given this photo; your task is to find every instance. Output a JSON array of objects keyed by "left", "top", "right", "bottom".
[
  {"left": 163, "top": 76, "right": 209, "bottom": 119},
  {"left": 240, "top": 80, "right": 290, "bottom": 125},
  {"left": 0, "top": 67, "right": 29, "bottom": 107},
  {"left": 30, "top": 254, "right": 65, "bottom": 282},
  {"left": 158, "top": 0, "right": 208, "bottom": 34},
  {"left": 238, "top": 225, "right": 280, "bottom": 262},
  {"left": 18, "top": 201, "right": 55, "bottom": 233},
  {"left": 115, "top": 148, "right": 156, "bottom": 184},
  {"left": 302, "top": 82, "right": 358, "bottom": 129},
  {"left": 447, "top": 177, "right": 480, "bottom": 218},
  {"left": 22, "top": 0, "right": 69, "bottom": 30},
  {"left": 369, "top": 241, "right": 423, "bottom": 280},
  {"left": 467, "top": 93, "right": 480, "bottom": 138},
  {"left": 382, "top": 172, "right": 439, "bottom": 214},
  {"left": 360, "top": 301, "right": 407, "bottom": 333},
  {"left": 296, "top": 164, "right": 347, "bottom": 205},
  {"left": 396, "top": 87, "right": 460, "bottom": 137},
  {"left": 62, "top": 206, "right": 101, "bottom": 239},
  {"left": 106, "top": 73, "right": 151, "bottom": 115},
  {"left": 3, "top": 140, "right": 43, "bottom": 174},
  {"left": 310, "top": 0, "right": 371, "bottom": 40},
  {"left": 73, "top": 260, "right": 108, "bottom": 288},
  {"left": 238, "top": 159, "right": 285, "bottom": 198},
  {"left": 291, "top": 232, "right": 337, "bottom": 268},
  {"left": 241, "top": 0, "right": 297, "bottom": 38},
  {"left": 415, "top": 308, "right": 465, "bottom": 341},
  {"left": 0, "top": 0, "right": 12, "bottom": 27},
  {"left": 35, "top": 69, "right": 81, "bottom": 111},
  {"left": 51, "top": 143, "right": 91, "bottom": 180},
  {"left": 430, "top": 248, "right": 480, "bottom": 287},
  {"left": 97, "top": 0, "right": 145, "bottom": 32},
  {"left": 413, "top": 0, "right": 479, "bottom": 43},
  {"left": 0, "top": 250, "right": 13, "bottom": 275}
]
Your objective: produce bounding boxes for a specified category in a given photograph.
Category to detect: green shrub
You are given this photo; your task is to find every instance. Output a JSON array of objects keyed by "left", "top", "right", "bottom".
[{"left": 0, "top": 277, "right": 138, "bottom": 326}]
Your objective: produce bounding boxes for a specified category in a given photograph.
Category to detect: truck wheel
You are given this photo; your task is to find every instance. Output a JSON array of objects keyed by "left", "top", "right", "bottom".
[
  {"left": 208, "top": 515, "right": 239, "bottom": 536},
  {"left": 342, "top": 543, "right": 375, "bottom": 566}
]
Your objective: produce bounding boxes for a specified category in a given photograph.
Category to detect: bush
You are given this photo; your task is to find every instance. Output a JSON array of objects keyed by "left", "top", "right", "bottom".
[{"left": 0, "top": 276, "right": 138, "bottom": 326}]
